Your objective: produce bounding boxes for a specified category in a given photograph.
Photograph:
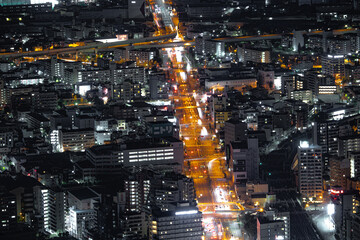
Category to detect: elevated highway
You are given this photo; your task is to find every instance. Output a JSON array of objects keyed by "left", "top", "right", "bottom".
[{"left": 0, "top": 31, "right": 177, "bottom": 59}]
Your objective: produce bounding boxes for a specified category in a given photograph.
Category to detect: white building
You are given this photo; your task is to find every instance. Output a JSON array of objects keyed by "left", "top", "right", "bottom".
[
  {"left": 298, "top": 141, "right": 323, "bottom": 201},
  {"left": 51, "top": 129, "right": 95, "bottom": 152},
  {"left": 67, "top": 188, "right": 99, "bottom": 239},
  {"left": 34, "top": 186, "right": 66, "bottom": 235}
]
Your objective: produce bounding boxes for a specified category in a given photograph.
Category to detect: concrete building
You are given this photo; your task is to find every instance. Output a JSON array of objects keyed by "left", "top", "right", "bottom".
[
  {"left": 257, "top": 216, "right": 287, "bottom": 240},
  {"left": 327, "top": 37, "right": 351, "bottom": 55},
  {"left": 349, "top": 152, "right": 360, "bottom": 180},
  {"left": 298, "top": 141, "right": 323, "bottom": 201},
  {"left": 85, "top": 138, "right": 184, "bottom": 169},
  {"left": 339, "top": 135, "right": 360, "bottom": 158},
  {"left": 224, "top": 119, "right": 247, "bottom": 146},
  {"left": 229, "top": 138, "right": 260, "bottom": 183},
  {"left": 281, "top": 74, "right": 303, "bottom": 97},
  {"left": 0, "top": 190, "right": 17, "bottom": 233},
  {"left": 128, "top": 0, "right": 145, "bottom": 19},
  {"left": 238, "top": 46, "right": 271, "bottom": 64},
  {"left": 67, "top": 188, "right": 99, "bottom": 240},
  {"left": 150, "top": 203, "right": 203, "bottom": 240},
  {"left": 313, "top": 119, "right": 339, "bottom": 156},
  {"left": 149, "top": 72, "right": 169, "bottom": 100},
  {"left": 290, "top": 90, "right": 313, "bottom": 104},
  {"left": 329, "top": 156, "right": 350, "bottom": 189},
  {"left": 34, "top": 186, "right": 66, "bottom": 235},
  {"left": 322, "top": 55, "right": 345, "bottom": 79},
  {"left": 51, "top": 129, "right": 95, "bottom": 152}
]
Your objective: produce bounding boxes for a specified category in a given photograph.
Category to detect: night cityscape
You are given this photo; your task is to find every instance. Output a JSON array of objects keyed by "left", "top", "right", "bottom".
[{"left": 2, "top": 0, "right": 360, "bottom": 239}]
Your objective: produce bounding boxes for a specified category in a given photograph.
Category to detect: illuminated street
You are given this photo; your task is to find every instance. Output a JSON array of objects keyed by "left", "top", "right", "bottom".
[{"left": 162, "top": 41, "right": 245, "bottom": 239}]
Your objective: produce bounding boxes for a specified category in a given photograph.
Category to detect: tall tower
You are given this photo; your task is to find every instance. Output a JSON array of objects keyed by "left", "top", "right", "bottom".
[{"left": 298, "top": 141, "right": 323, "bottom": 201}]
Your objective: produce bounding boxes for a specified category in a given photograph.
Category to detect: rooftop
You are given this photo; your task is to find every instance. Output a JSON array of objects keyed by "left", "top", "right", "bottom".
[{"left": 68, "top": 187, "right": 99, "bottom": 201}]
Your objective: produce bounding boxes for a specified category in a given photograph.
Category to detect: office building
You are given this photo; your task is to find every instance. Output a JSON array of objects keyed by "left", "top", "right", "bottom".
[
  {"left": 150, "top": 203, "right": 203, "bottom": 240},
  {"left": 86, "top": 138, "right": 184, "bottom": 169}
]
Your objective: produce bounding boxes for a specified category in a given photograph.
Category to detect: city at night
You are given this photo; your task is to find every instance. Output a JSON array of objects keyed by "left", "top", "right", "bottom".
[{"left": 1, "top": 0, "right": 360, "bottom": 239}]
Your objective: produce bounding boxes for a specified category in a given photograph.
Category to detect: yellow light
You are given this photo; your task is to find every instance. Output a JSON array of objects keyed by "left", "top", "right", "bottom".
[
  {"left": 6, "top": 18, "right": 10, "bottom": 21},
  {"left": 18, "top": 17, "right": 22, "bottom": 21}
]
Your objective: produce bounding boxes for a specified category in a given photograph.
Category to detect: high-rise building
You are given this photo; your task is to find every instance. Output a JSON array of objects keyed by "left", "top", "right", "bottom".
[
  {"left": 313, "top": 119, "right": 339, "bottom": 171},
  {"left": 298, "top": 141, "right": 323, "bottom": 201},
  {"left": 327, "top": 37, "right": 351, "bottom": 55},
  {"left": 329, "top": 156, "right": 350, "bottom": 189},
  {"left": 349, "top": 152, "right": 360, "bottom": 180},
  {"left": 322, "top": 55, "right": 345, "bottom": 80},
  {"left": 339, "top": 135, "right": 360, "bottom": 158},
  {"left": 34, "top": 186, "right": 66, "bottom": 235},
  {"left": 0, "top": 190, "right": 17, "bottom": 233}
]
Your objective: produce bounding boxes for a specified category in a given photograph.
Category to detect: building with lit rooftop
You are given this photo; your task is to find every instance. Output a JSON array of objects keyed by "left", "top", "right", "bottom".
[
  {"left": 150, "top": 203, "right": 202, "bottom": 240},
  {"left": 297, "top": 141, "right": 323, "bottom": 201}
]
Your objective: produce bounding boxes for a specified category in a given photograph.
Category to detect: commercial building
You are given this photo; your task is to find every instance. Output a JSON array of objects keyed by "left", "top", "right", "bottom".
[
  {"left": 298, "top": 141, "right": 323, "bottom": 201},
  {"left": 86, "top": 138, "right": 184, "bottom": 169},
  {"left": 150, "top": 203, "right": 202, "bottom": 240},
  {"left": 205, "top": 77, "right": 257, "bottom": 90}
]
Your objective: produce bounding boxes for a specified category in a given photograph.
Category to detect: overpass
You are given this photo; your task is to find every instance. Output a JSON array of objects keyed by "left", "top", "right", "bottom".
[
  {"left": 0, "top": 28, "right": 357, "bottom": 58},
  {"left": 0, "top": 32, "right": 177, "bottom": 59}
]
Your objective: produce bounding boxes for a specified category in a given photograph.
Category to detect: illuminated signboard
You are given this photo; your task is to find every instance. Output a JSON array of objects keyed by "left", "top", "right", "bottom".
[{"left": 116, "top": 34, "right": 128, "bottom": 41}]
